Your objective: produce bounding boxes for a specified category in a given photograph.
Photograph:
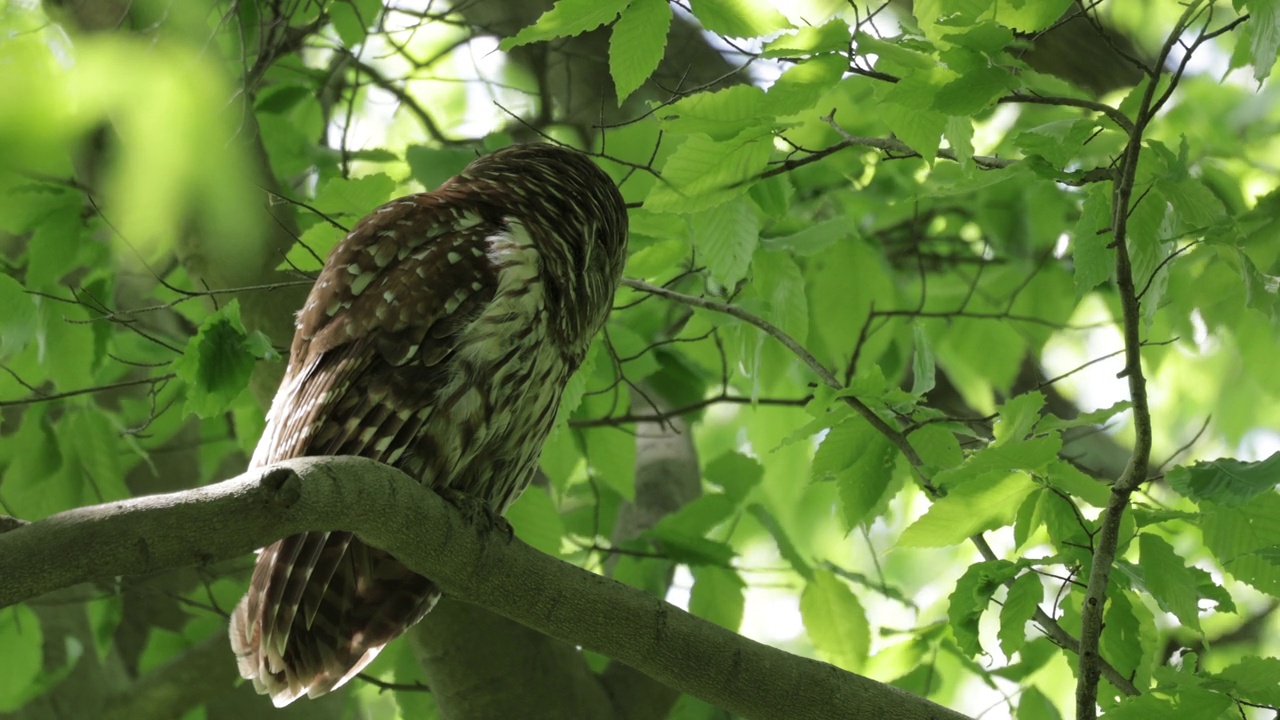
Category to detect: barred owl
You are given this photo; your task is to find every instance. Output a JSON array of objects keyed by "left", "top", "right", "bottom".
[{"left": 229, "top": 143, "right": 628, "bottom": 706}]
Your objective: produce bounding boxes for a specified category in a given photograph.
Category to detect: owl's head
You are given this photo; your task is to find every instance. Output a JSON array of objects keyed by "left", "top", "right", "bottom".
[{"left": 446, "top": 143, "right": 629, "bottom": 344}]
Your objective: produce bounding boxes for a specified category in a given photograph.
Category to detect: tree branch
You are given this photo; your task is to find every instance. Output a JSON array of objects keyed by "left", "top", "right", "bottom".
[{"left": 0, "top": 456, "right": 970, "bottom": 720}]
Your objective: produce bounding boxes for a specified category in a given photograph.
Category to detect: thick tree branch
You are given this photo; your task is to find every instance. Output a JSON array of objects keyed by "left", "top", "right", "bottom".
[{"left": 0, "top": 456, "right": 970, "bottom": 720}]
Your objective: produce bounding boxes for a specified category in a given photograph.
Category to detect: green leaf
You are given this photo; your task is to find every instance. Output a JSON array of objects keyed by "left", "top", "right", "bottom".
[
  {"left": 1014, "top": 119, "right": 1098, "bottom": 168},
  {"left": 762, "top": 19, "right": 851, "bottom": 57},
  {"left": 1243, "top": 0, "right": 1280, "bottom": 83},
  {"left": 609, "top": 0, "right": 670, "bottom": 101},
  {"left": 687, "top": 0, "right": 790, "bottom": 38},
  {"left": 932, "top": 65, "right": 1017, "bottom": 116},
  {"left": 1073, "top": 182, "right": 1114, "bottom": 298},
  {"left": 813, "top": 418, "right": 899, "bottom": 529},
  {"left": 0, "top": 605, "right": 42, "bottom": 712},
  {"left": 405, "top": 146, "right": 476, "bottom": 192},
  {"left": 506, "top": 486, "right": 565, "bottom": 556},
  {"left": 656, "top": 86, "right": 768, "bottom": 139},
  {"left": 688, "top": 198, "right": 760, "bottom": 288},
  {"left": 910, "top": 322, "right": 936, "bottom": 396},
  {"left": 584, "top": 426, "right": 636, "bottom": 500},
  {"left": 329, "top": 0, "right": 370, "bottom": 47},
  {"left": 800, "top": 570, "right": 869, "bottom": 672},
  {"left": 703, "top": 451, "right": 762, "bottom": 501},
  {"left": 1139, "top": 533, "right": 1202, "bottom": 632},
  {"left": 501, "top": 0, "right": 632, "bottom": 49},
  {"left": 933, "top": 435, "right": 1061, "bottom": 489},
  {"left": 1238, "top": 249, "right": 1280, "bottom": 322},
  {"left": 900, "top": 472, "right": 1037, "bottom": 547},
  {"left": 389, "top": 641, "right": 440, "bottom": 719},
  {"left": 1036, "top": 400, "right": 1131, "bottom": 432},
  {"left": 0, "top": 274, "right": 38, "bottom": 359},
  {"left": 907, "top": 423, "right": 964, "bottom": 472},
  {"left": 606, "top": 321, "right": 661, "bottom": 383},
  {"left": 174, "top": 300, "right": 257, "bottom": 418},
  {"left": 315, "top": 173, "right": 397, "bottom": 219},
  {"left": 766, "top": 54, "right": 846, "bottom": 116},
  {"left": 947, "top": 559, "right": 1018, "bottom": 656},
  {"left": 689, "top": 565, "right": 746, "bottom": 630},
  {"left": 753, "top": 252, "right": 807, "bottom": 344},
  {"left": 1166, "top": 452, "right": 1280, "bottom": 507},
  {"left": 25, "top": 197, "right": 83, "bottom": 289},
  {"left": 993, "top": 391, "right": 1044, "bottom": 446},
  {"left": 645, "top": 524, "right": 735, "bottom": 565},
  {"left": 999, "top": 572, "right": 1043, "bottom": 656},
  {"left": 993, "top": 0, "right": 1072, "bottom": 32},
  {"left": 760, "top": 217, "right": 849, "bottom": 255},
  {"left": 62, "top": 409, "right": 128, "bottom": 505},
  {"left": 1045, "top": 461, "right": 1111, "bottom": 507},
  {"left": 1015, "top": 685, "right": 1062, "bottom": 720},
  {"left": 1212, "top": 656, "right": 1280, "bottom": 705},
  {"left": 747, "top": 504, "right": 813, "bottom": 581},
  {"left": 645, "top": 128, "right": 774, "bottom": 212}
]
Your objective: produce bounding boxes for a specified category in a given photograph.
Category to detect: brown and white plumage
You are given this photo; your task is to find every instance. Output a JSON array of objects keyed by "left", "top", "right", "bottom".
[{"left": 229, "top": 144, "right": 628, "bottom": 705}]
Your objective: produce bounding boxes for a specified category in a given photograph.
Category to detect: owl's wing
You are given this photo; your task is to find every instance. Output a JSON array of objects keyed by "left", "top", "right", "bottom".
[{"left": 233, "top": 195, "right": 504, "bottom": 705}]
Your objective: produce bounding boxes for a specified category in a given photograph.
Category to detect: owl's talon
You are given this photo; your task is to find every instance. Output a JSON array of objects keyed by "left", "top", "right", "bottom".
[{"left": 438, "top": 488, "right": 512, "bottom": 539}]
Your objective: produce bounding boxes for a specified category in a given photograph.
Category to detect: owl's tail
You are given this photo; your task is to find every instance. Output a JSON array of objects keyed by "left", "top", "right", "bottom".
[{"left": 229, "top": 531, "right": 440, "bottom": 706}]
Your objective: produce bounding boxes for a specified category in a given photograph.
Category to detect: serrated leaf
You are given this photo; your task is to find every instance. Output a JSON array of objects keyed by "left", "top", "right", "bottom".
[
  {"left": 1014, "top": 118, "right": 1098, "bottom": 168},
  {"left": 1015, "top": 685, "right": 1062, "bottom": 720},
  {"left": 0, "top": 274, "right": 38, "bottom": 359},
  {"left": 999, "top": 573, "right": 1043, "bottom": 657},
  {"left": 63, "top": 409, "right": 127, "bottom": 505},
  {"left": 800, "top": 570, "right": 869, "bottom": 672},
  {"left": 688, "top": 198, "right": 760, "bottom": 287},
  {"left": 762, "top": 19, "right": 851, "bottom": 57},
  {"left": 584, "top": 425, "right": 636, "bottom": 500},
  {"left": 1045, "top": 461, "right": 1111, "bottom": 507},
  {"left": 760, "top": 217, "right": 849, "bottom": 255},
  {"left": 993, "top": 391, "right": 1044, "bottom": 446},
  {"left": 1212, "top": 656, "right": 1280, "bottom": 705},
  {"left": 0, "top": 605, "right": 43, "bottom": 712},
  {"left": 502, "top": 0, "right": 632, "bottom": 49},
  {"left": 1238, "top": 249, "right": 1280, "bottom": 322},
  {"left": 656, "top": 494, "right": 738, "bottom": 537},
  {"left": 947, "top": 559, "right": 1019, "bottom": 656},
  {"left": 174, "top": 301, "right": 257, "bottom": 418},
  {"left": 932, "top": 66, "right": 1017, "bottom": 116},
  {"left": 1036, "top": 400, "right": 1131, "bottom": 432},
  {"left": 993, "top": 0, "right": 1072, "bottom": 32},
  {"left": 1166, "top": 452, "right": 1280, "bottom": 507},
  {"left": 1073, "top": 182, "right": 1114, "bottom": 297},
  {"left": 933, "top": 434, "right": 1061, "bottom": 489},
  {"left": 747, "top": 504, "right": 813, "bottom": 580},
  {"left": 1139, "top": 533, "right": 1201, "bottom": 632},
  {"left": 910, "top": 322, "right": 936, "bottom": 396},
  {"left": 688, "top": 0, "right": 790, "bottom": 38},
  {"left": 766, "top": 54, "right": 846, "bottom": 116},
  {"left": 900, "top": 472, "right": 1037, "bottom": 547},
  {"left": 753, "top": 252, "right": 807, "bottom": 344},
  {"left": 689, "top": 566, "right": 745, "bottom": 630},
  {"left": 1243, "top": 0, "right": 1280, "bottom": 83},
  {"left": 907, "top": 423, "right": 964, "bottom": 471},
  {"left": 645, "top": 128, "right": 774, "bottom": 212},
  {"left": 610, "top": 0, "right": 671, "bottom": 101},
  {"left": 645, "top": 524, "right": 735, "bottom": 565},
  {"left": 405, "top": 146, "right": 475, "bottom": 191},
  {"left": 313, "top": 173, "right": 398, "bottom": 220},
  {"left": 656, "top": 86, "right": 769, "bottom": 139}
]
